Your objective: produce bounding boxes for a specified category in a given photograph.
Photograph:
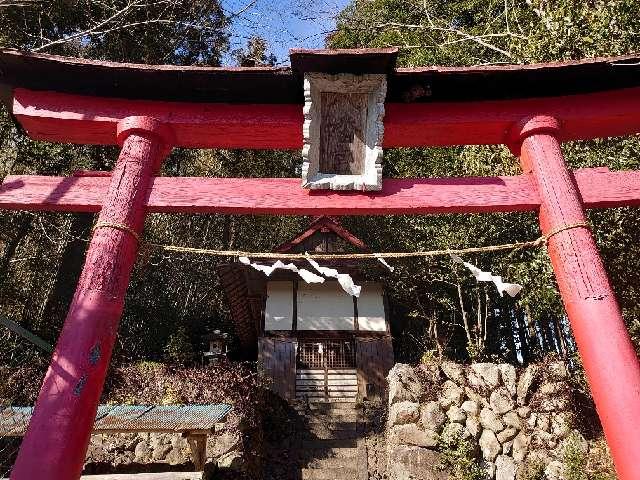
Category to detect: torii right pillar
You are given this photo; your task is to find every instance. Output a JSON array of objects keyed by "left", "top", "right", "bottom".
[{"left": 511, "top": 116, "right": 640, "bottom": 480}]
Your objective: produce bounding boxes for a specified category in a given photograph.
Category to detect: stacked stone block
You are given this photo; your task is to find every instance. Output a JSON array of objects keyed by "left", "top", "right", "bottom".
[{"left": 387, "top": 361, "right": 586, "bottom": 480}]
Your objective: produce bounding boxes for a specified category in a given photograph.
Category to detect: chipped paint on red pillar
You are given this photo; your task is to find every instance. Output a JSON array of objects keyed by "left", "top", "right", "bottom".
[
  {"left": 511, "top": 116, "right": 640, "bottom": 480},
  {"left": 10, "top": 116, "right": 173, "bottom": 480}
]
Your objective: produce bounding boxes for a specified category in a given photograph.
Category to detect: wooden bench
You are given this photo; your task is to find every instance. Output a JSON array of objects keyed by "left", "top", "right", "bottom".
[{"left": 0, "top": 404, "right": 232, "bottom": 471}]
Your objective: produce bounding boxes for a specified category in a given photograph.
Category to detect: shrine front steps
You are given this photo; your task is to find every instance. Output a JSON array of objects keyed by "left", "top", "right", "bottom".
[
  {"left": 303, "top": 427, "right": 359, "bottom": 440},
  {"left": 294, "top": 403, "right": 362, "bottom": 423},
  {"left": 305, "top": 412, "right": 360, "bottom": 425},
  {"left": 294, "top": 401, "right": 359, "bottom": 410},
  {"left": 299, "top": 443, "right": 365, "bottom": 480},
  {"left": 305, "top": 456, "right": 360, "bottom": 469},
  {"left": 301, "top": 438, "right": 358, "bottom": 450},
  {"left": 301, "top": 466, "right": 358, "bottom": 480},
  {"left": 295, "top": 402, "right": 368, "bottom": 480}
]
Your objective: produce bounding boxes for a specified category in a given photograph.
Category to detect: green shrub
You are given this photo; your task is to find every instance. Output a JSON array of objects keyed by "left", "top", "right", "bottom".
[
  {"left": 563, "top": 432, "right": 589, "bottom": 480},
  {"left": 563, "top": 436, "right": 617, "bottom": 480},
  {"left": 420, "top": 349, "right": 438, "bottom": 364},
  {"left": 439, "top": 432, "right": 485, "bottom": 480},
  {"left": 519, "top": 459, "right": 545, "bottom": 480},
  {"left": 586, "top": 439, "right": 617, "bottom": 480},
  {"left": 163, "top": 326, "right": 195, "bottom": 365}
]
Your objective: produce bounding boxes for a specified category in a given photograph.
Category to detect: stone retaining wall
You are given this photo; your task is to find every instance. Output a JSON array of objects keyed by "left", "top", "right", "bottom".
[
  {"left": 83, "top": 429, "right": 245, "bottom": 475},
  {"left": 387, "top": 361, "right": 591, "bottom": 480}
]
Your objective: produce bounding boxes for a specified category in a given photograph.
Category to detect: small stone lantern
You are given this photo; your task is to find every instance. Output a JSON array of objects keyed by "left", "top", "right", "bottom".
[{"left": 203, "top": 330, "right": 229, "bottom": 364}]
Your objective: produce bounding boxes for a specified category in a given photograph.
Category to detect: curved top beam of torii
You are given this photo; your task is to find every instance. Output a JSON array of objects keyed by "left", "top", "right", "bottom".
[
  {"left": 1, "top": 47, "right": 640, "bottom": 148},
  {"left": 2, "top": 47, "right": 640, "bottom": 103}
]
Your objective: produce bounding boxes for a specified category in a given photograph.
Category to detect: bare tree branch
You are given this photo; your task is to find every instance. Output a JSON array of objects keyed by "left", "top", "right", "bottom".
[
  {"left": 32, "top": 11, "right": 221, "bottom": 54},
  {"left": 228, "top": 0, "right": 258, "bottom": 19},
  {"left": 0, "top": 0, "right": 44, "bottom": 7},
  {"left": 374, "top": 21, "right": 527, "bottom": 58},
  {"left": 32, "top": 0, "right": 140, "bottom": 52}
]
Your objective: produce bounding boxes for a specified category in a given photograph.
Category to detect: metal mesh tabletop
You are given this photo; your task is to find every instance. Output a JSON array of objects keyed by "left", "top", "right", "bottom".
[{"left": 0, "top": 404, "right": 231, "bottom": 436}]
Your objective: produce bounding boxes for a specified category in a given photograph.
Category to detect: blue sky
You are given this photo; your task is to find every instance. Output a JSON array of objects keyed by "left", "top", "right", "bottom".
[{"left": 220, "top": 0, "right": 351, "bottom": 65}]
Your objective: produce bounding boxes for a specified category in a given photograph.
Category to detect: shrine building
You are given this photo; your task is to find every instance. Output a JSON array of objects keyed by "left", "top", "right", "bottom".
[{"left": 218, "top": 216, "right": 393, "bottom": 403}]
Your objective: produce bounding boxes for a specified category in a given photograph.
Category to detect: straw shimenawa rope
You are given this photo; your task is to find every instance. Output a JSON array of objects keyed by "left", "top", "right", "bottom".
[
  {"left": 91, "top": 222, "right": 590, "bottom": 261},
  {"left": 92, "top": 221, "right": 141, "bottom": 242},
  {"left": 144, "top": 238, "right": 547, "bottom": 260},
  {"left": 542, "top": 221, "right": 591, "bottom": 242}
]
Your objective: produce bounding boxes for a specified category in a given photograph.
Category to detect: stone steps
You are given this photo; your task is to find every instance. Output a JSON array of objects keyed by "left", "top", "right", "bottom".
[
  {"left": 293, "top": 402, "right": 362, "bottom": 413},
  {"left": 298, "top": 446, "right": 360, "bottom": 460},
  {"left": 302, "top": 428, "right": 359, "bottom": 440},
  {"left": 284, "top": 401, "right": 368, "bottom": 480},
  {"left": 303, "top": 407, "right": 360, "bottom": 415},
  {"left": 304, "top": 412, "right": 360, "bottom": 422},
  {"left": 301, "top": 438, "right": 359, "bottom": 450},
  {"left": 304, "top": 456, "right": 360, "bottom": 469},
  {"left": 305, "top": 420, "right": 358, "bottom": 429},
  {"left": 301, "top": 467, "right": 358, "bottom": 480}
]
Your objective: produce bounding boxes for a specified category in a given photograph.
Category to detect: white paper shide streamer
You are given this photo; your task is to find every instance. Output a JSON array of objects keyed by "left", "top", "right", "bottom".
[
  {"left": 238, "top": 257, "right": 325, "bottom": 284},
  {"left": 374, "top": 253, "right": 395, "bottom": 272},
  {"left": 450, "top": 254, "right": 523, "bottom": 297},
  {"left": 239, "top": 256, "right": 362, "bottom": 297},
  {"left": 305, "top": 257, "right": 362, "bottom": 297}
]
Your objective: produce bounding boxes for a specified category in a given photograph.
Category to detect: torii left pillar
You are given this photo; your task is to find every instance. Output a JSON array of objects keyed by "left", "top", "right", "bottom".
[{"left": 11, "top": 116, "right": 173, "bottom": 480}]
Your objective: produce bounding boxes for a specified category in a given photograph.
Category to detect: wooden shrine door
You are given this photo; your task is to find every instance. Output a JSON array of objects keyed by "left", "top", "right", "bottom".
[
  {"left": 295, "top": 339, "right": 358, "bottom": 402},
  {"left": 355, "top": 337, "right": 394, "bottom": 399},
  {"left": 258, "top": 337, "right": 297, "bottom": 400}
]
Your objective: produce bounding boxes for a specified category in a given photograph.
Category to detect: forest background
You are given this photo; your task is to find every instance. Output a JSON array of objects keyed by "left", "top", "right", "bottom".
[{"left": 0, "top": 0, "right": 639, "bottom": 394}]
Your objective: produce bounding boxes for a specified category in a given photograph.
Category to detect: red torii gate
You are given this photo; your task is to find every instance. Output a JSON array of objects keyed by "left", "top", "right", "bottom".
[{"left": 1, "top": 48, "right": 640, "bottom": 480}]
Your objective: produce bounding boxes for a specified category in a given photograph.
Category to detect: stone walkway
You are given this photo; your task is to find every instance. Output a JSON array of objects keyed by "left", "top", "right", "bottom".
[
  {"left": 264, "top": 401, "right": 370, "bottom": 480},
  {"left": 296, "top": 402, "right": 368, "bottom": 480}
]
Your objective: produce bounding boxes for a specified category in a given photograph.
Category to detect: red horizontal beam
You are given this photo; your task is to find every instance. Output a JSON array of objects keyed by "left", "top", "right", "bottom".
[
  {"left": 13, "top": 89, "right": 302, "bottom": 149},
  {"left": 13, "top": 87, "right": 640, "bottom": 148},
  {"left": 387, "top": 87, "right": 640, "bottom": 147},
  {"left": 1, "top": 168, "right": 638, "bottom": 215}
]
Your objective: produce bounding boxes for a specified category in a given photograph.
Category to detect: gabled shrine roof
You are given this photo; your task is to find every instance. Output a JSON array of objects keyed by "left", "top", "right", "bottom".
[
  {"left": 1, "top": 47, "right": 640, "bottom": 105},
  {"left": 274, "top": 216, "right": 370, "bottom": 253}
]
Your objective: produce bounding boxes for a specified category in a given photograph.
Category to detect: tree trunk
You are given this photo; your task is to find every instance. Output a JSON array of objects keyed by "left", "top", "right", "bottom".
[
  {"left": 457, "top": 283, "right": 472, "bottom": 346},
  {"left": 39, "top": 213, "right": 94, "bottom": 339},
  {"left": 552, "top": 314, "right": 569, "bottom": 358},
  {"left": 515, "top": 306, "right": 530, "bottom": 364},
  {"left": 542, "top": 313, "right": 559, "bottom": 354},
  {"left": 502, "top": 307, "right": 519, "bottom": 364},
  {"left": 524, "top": 305, "right": 539, "bottom": 358},
  {"left": 0, "top": 215, "right": 32, "bottom": 281}
]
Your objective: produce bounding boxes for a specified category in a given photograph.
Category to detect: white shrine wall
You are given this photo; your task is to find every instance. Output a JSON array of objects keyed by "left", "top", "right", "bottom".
[
  {"left": 264, "top": 281, "right": 294, "bottom": 330},
  {"left": 357, "top": 283, "right": 387, "bottom": 331},
  {"left": 263, "top": 280, "right": 387, "bottom": 332},
  {"left": 297, "top": 282, "right": 355, "bottom": 330}
]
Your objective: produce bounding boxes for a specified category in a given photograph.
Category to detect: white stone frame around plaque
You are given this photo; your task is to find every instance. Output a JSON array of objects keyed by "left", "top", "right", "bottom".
[{"left": 301, "top": 73, "right": 387, "bottom": 191}]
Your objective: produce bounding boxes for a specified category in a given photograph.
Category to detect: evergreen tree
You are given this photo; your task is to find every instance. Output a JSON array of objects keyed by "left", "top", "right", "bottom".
[{"left": 328, "top": 0, "right": 640, "bottom": 363}]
